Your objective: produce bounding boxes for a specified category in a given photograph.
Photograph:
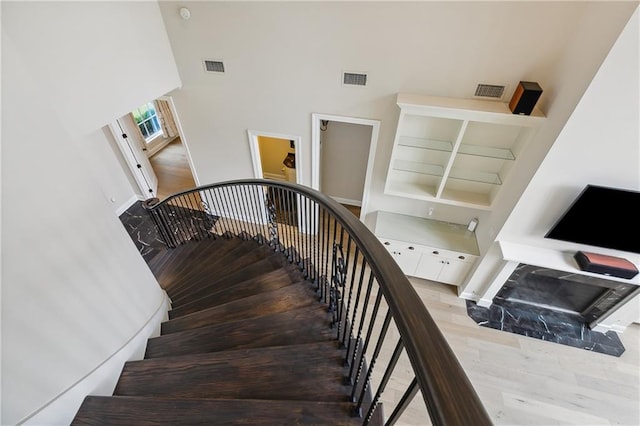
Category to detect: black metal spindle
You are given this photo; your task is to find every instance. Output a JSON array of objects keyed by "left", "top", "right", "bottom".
[
  {"left": 344, "top": 260, "right": 368, "bottom": 368},
  {"left": 354, "top": 308, "right": 393, "bottom": 417},
  {"left": 385, "top": 377, "right": 419, "bottom": 426},
  {"left": 208, "top": 188, "right": 226, "bottom": 237},
  {"left": 340, "top": 246, "right": 360, "bottom": 346},
  {"left": 364, "top": 339, "right": 405, "bottom": 425},
  {"left": 350, "top": 290, "right": 384, "bottom": 403},
  {"left": 347, "top": 272, "right": 375, "bottom": 384}
]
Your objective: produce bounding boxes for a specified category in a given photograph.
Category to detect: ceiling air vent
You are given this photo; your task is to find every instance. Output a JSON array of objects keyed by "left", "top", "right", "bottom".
[
  {"left": 474, "top": 84, "right": 505, "bottom": 99},
  {"left": 203, "top": 60, "right": 225, "bottom": 73},
  {"left": 343, "top": 72, "right": 368, "bottom": 87}
]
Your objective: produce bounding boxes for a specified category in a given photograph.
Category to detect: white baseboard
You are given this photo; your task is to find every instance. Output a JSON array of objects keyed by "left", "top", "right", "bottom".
[
  {"left": 116, "top": 194, "right": 140, "bottom": 216},
  {"left": 330, "top": 196, "right": 362, "bottom": 207},
  {"left": 263, "top": 172, "right": 287, "bottom": 182},
  {"left": 21, "top": 294, "right": 170, "bottom": 425}
]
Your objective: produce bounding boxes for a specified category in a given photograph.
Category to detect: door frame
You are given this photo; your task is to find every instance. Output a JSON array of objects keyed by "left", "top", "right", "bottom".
[
  {"left": 157, "top": 95, "right": 200, "bottom": 186},
  {"left": 311, "top": 113, "right": 380, "bottom": 220},
  {"left": 247, "top": 129, "right": 303, "bottom": 184},
  {"left": 109, "top": 118, "right": 158, "bottom": 198}
]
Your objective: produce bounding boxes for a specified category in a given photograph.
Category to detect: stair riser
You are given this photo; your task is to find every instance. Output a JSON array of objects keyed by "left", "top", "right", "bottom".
[{"left": 147, "top": 307, "right": 334, "bottom": 358}]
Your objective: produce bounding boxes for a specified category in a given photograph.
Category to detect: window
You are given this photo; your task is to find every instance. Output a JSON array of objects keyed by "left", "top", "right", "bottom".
[{"left": 132, "top": 102, "right": 163, "bottom": 142}]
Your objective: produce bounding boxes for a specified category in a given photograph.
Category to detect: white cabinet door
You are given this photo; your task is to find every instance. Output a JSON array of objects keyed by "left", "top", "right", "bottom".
[
  {"left": 437, "top": 258, "right": 473, "bottom": 285},
  {"left": 414, "top": 250, "right": 444, "bottom": 281},
  {"left": 380, "top": 239, "right": 421, "bottom": 276},
  {"left": 414, "top": 248, "right": 476, "bottom": 285}
]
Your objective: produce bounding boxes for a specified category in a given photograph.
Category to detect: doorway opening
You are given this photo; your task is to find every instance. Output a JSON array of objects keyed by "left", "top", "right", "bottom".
[
  {"left": 311, "top": 114, "right": 380, "bottom": 221},
  {"left": 111, "top": 96, "right": 198, "bottom": 201},
  {"left": 248, "top": 130, "right": 301, "bottom": 184}
]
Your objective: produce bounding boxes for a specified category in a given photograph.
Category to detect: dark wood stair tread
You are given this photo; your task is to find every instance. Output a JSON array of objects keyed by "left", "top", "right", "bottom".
[
  {"left": 116, "top": 342, "right": 350, "bottom": 402},
  {"left": 72, "top": 396, "right": 367, "bottom": 425},
  {"left": 165, "top": 242, "right": 274, "bottom": 299},
  {"left": 162, "top": 280, "right": 319, "bottom": 334},
  {"left": 168, "top": 251, "right": 291, "bottom": 306},
  {"left": 147, "top": 306, "right": 334, "bottom": 358},
  {"left": 168, "top": 266, "right": 305, "bottom": 319}
]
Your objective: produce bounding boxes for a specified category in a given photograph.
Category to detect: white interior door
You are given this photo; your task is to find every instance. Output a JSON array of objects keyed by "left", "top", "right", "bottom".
[{"left": 110, "top": 117, "right": 158, "bottom": 198}]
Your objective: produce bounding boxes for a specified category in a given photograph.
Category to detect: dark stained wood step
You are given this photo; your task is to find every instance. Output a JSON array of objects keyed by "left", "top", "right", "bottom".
[
  {"left": 163, "top": 241, "right": 272, "bottom": 299},
  {"left": 168, "top": 254, "right": 294, "bottom": 308},
  {"left": 147, "top": 306, "right": 334, "bottom": 358},
  {"left": 168, "top": 266, "right": 305, "bottom": 319},
  {"left": 162, "top": 282, "right": 319, "bottom": 334},
  {"left": 164, "top": 239, "right": 273, "bottom": 296},
  {"left": 115, "top": 342, "right": 350, "bottom": 402},
  {"left": 149, "top": 237, "right": 242, "bottom": 292},
  {"left": 71, "top": 396, "right": 369, "bottom": 425}
]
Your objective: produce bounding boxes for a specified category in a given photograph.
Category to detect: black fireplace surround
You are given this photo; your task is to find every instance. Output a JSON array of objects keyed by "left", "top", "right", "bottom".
[{"left": 467, "top": 263, "right": 640, "bottom": 356}]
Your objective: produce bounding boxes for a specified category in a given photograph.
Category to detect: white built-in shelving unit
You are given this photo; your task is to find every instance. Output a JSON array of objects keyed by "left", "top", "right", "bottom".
[{"left": 385, "top": 93, "right": 546, "bottom": 209}]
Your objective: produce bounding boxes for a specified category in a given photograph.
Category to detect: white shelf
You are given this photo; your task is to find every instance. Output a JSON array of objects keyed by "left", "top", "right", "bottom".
[{"left": 385, "top": 93, "right": 545, "bottom": 208}]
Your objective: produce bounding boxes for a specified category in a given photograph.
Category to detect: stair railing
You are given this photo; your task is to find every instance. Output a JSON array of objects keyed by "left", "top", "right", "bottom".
[{"left": 143, "top": 179, "right": 491, "bottom": 426}]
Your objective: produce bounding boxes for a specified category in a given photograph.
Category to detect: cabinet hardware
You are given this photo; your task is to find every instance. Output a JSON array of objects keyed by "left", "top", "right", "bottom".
[
  {"left": 458, "top": 255, "right": 465, "bottom": 260},
  {"left": 433, "top": 251, "right": 439, "bottom": 255},
  {"left": 408, "top": 246, "right": 415, "bottom": 250}
]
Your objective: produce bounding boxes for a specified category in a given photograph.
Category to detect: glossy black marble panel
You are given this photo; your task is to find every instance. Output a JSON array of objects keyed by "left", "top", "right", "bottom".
[
  {"left": 119, "top": 201, "right": 168, "bottom": 262},
  {"left": 466, "top": 300, "right": 625, "bottom": 356}
]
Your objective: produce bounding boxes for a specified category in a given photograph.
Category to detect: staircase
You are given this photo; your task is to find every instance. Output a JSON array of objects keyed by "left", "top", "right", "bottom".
[{"left": 72, "top": 235, "right": 382, "bottom": 425}]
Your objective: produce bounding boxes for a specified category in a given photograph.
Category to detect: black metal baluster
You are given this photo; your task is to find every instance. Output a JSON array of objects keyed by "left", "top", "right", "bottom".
[
  {"left": 217, "top": 187, "right": 233, "bottom": 236},
  {"left": 350, "top": 290, "right": 384, "bottom": 404},
  {"left": 364, "top": 339, "right": 405, "bottom": 425},
  {"left": 340, "top": 246, "right": 360, "bottom": 346},
  {"left": 312, "top": 200, "right": 318, "bottom": 283},
  {"left": 336, "top": 234, "right": 353, "bottom": 340},
  {"left": 353, "top": 308, "right": 393, "bottom": 417},
  {"left": 222, "top": 185, "right": 240, "bottom": 237},
  {"left": 384, "top": 377, "right": 419, "bottom": 426},
  {"left": 318, "top": 207, "right": 326, "bottom": 300},
  {"left": 344, "top": 260, "right": 368, "bottom": 367},
  {"left": 156, "top": 204, "right": 176, "bottom": 247},
  {"left": 231, "top": 186, "right": 248, "bottom": 238},
  {"left": 242, "top": 184, "right": 258, "bottom": 239},
  {"left": 255, "top": 184, "right": 267, "bottom": 242},
  {"left": 283, "top": 187, "right": 293, "bottom": 258},
  {"left": 209, "top": 188, "right": 227, "bottom": 237},
  {"left": 347, "top": 272, "right": 375, "bottom": 384},
  {"left": 234, "top": 185, "right": 250, "bottom": 238},
  {"left": 265, "top": 187, "right": 278, "bottom": 248},
  {"left": 173, "top": 196, "right": 191, "bottom": 244}
]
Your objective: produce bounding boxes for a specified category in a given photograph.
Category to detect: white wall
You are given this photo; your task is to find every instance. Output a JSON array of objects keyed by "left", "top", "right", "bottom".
[
  {"left": 1, "top": 1, "right": 182, "bottom": 424},
  {"left": 159, "top": 1, "right": 635, "bottom": 231},
  {"left": 321, "top": 121, "right": 372, "bottom": 204},
  {"left": 81, "top": 128, "right": 140, "bottom": 214}
]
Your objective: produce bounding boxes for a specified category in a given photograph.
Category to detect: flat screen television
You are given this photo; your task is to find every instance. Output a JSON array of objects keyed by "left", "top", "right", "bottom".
[{"left": 545, "top": 184, "right": 640, "bottom": 254}]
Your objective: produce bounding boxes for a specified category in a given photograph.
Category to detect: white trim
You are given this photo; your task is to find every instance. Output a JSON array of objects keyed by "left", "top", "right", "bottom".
[
  {"left": 116, "top": 194, "right": 139, "bottom": 216},
  {"left": 158, "top": 96, "right": 200, "bottom": 186},
  {"left": 146, "top": 135, "right": 178, "bottom": 158},
  {"left": 330, "top": 196, "right": 362, "bottom": 207},
  {"left": 311, "top": 113, "right": 380, "bottom": 222},
  {"left": 19, "top": 293, "right": 170, "bottom": 426},
  {"left": 263, "top": 172, "right": 287, "bottom": 182}
]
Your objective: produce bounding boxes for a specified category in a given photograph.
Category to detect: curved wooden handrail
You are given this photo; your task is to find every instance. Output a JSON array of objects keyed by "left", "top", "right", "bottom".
[{"left": 146, "top": 179, "right": 491, "bottom": 426}]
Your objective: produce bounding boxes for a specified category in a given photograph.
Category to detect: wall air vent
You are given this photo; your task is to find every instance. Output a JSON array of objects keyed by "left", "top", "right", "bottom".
[
  {"left": 474, "top": 84, "right": 506, "bottom": 99},
  {"left": 343, "top": 72, "right": 368, "bottom": 87},
  {"left": 203, "top": 60, "right": 225, "bottom": 73}
]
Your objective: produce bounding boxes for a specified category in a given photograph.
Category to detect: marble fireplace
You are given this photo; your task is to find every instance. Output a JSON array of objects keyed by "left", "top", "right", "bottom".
[{"left": 467, "top": 263, "right": 640, "bottom": 356}]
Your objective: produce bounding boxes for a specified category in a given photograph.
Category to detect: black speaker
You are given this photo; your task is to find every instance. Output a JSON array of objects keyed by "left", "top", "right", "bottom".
[{"left": 509, "top": 81, "right": 543, "bottom": 115}]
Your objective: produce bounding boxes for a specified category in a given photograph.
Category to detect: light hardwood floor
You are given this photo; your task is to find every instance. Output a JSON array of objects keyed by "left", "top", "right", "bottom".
[
  {"left": 376, "top": 277, "right": 640, "bottom": 426},
  {"left": 149, "top": 137, "right": 196, "bottom": 200}
]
